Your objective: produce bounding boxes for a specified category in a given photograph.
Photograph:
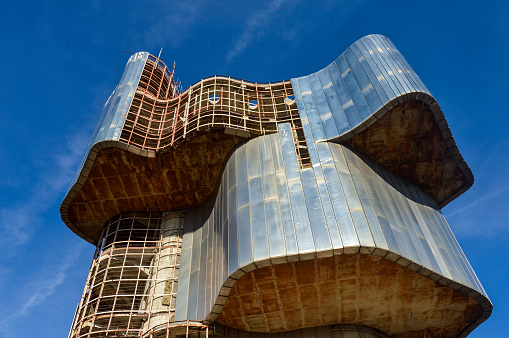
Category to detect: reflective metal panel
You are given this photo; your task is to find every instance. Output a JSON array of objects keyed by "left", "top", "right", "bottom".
[
  {"left": 247, "top": 138, "right": 261, "bottom": 178},
  {"left": 265, "top": 199, "right": 286, "bottom": 258},
  {"left": 69, "top": 52, "right": 148, "bottom": 189},
  {"left": 238, "top": 205, "right": 253, "bottom": 268},
  {"left": 287, "top": 179, "right": 315, "bottom": 254},
  {"left": 300, "top": 169, "right": 331, "bottom": 252},
  {"left": 278, "top": 123, "right": 300, "bottom": 181},
  {"left": 260, "top": 136, "right": 278, "bottom": 199},
  {"left": 334, "top": 56, "right": 372, "bottom": 120},
  {"left": 344, "top": 150, "right": 388, "bottom": 250},
  {"left": 350, "top": 43, "right": 391, "bottom": 102},
  {"left": 236, "top": 144, "right": 250, "bottom": 208},
  {"left": 316, "top": 178, "right": 342, "bottom": 250},
  {"left": 316, "top": 68, "right": 350, "bottom": 135},
  {"left": 308, "top": 74, "right": 339, "bottom": 140},
  {"left": 343, "top": 48, "right": 383, "bottom": 113},
  {"left": 276, "top": 171, "right": 299, "bottom": 256},
  {"left": 250, "top": 176, "right": 270, "bottom": 261},
  {"left": 322, "top": 165, "right": 358, "bottom": 248},
  {"left": 326, "top": 63, "right": 362, "bottom": 128},
  {"left": 228, "top": 188, "right": 239, "bottom": 275},
  {"left": 361, "top": 37, "right": 404, "bottom": 97}
]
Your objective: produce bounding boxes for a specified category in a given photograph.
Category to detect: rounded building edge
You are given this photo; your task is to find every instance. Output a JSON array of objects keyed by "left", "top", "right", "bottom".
[{"left": 205, "top": 250, "right": 492, "bottom": 337}]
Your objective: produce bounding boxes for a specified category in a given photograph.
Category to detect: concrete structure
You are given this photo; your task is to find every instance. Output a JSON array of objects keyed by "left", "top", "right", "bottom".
[{"left": 62, "top": 35, "right": 492, "bottom": 338}]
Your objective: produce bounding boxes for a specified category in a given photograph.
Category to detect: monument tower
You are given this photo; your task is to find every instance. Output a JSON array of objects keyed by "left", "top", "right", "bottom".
[{"left": 62, "top": 35, "right": 492, "bottom": 337}]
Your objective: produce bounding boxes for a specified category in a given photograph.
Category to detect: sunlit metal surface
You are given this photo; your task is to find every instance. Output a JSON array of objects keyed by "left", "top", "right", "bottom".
[{"left": 64, "top": 35, "right": 491, "bottom": 338}]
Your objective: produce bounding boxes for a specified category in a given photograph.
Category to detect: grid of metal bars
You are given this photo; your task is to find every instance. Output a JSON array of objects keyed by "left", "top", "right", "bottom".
[
  {"left": 69, "top": 211, "right": 185, "bottom": 338},
  {"left": 119, "top": 55, "right": 311, "bottom": 168}
]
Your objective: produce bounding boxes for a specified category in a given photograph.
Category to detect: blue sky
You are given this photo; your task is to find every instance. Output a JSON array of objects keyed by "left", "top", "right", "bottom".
[{"left": 0, "top": 1, "right": 507, "bottom": 336}]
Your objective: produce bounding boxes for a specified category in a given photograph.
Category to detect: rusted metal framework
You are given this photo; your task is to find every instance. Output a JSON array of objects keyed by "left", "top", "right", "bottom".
[
  {"left": 120, "top": 55, "right": 310, "bottom": 167},
  {"left": 70, "top": 211, "right": 186, "bottom": 337}
]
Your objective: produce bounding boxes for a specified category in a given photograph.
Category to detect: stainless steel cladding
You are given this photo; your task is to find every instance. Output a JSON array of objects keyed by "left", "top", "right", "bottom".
[
  {"left": 63, "top": 34, "right": 491, "bottom": 338},
  {"left": 174, "top": 134, "right": 489, "bottom": 322}
]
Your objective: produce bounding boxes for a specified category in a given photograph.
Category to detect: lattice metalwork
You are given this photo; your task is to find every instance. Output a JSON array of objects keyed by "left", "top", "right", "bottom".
[
  {"left": 70, "top": 211, "right": 184, "bottom": 338},
  {"left": 119, "top": 56, "right": 310, "bottom": 168}
]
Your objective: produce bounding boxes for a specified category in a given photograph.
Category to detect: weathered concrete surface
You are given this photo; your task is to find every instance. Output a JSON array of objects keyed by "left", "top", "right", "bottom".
[
  {"left": 66, "top": 132, "right": 244, "bottom": 243},
  {"left": 217, "top": 254, "right": 482, "bottom": 337},
  {"left": 344, "top": 101, "right": 467, "bottom": 207}
]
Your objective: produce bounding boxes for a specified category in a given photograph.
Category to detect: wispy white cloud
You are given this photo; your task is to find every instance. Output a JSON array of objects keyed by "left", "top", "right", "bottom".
[
  {"left": 225, "top": 0, "right": 369, "bottom": 63},
  {"left": 140, "top": 2, "right": 205, "bottom": 49},
  {"left": 0, "top": 243, "right": 85, "bottom": 334},
  {"left": 226, "top": 0, "right": 289, "bottom": 62},
  {"left": 0, "top": 85, "right": 99, "bottom": 336},
  {"left": 447, "top": 184, "right": 509, "bottom": 219},
  {"left": 445, "top": 183, "right": 509, "bottom": 239},
  {"left": 0, "top": 131, "right": 89, "bottom": 251},
  {"left": 0, "top": 128, "right": 89, "bottom": 334}
]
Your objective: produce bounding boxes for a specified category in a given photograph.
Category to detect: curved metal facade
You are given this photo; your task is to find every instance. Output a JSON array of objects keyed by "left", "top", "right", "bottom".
[
  {"left": 174, "top": 133, "right": 489, "bottom": 326},
  {"left": 69, "top": 52, "right": 148, "bottom": 189},
  {"left": 64, "top": 35, "right": 491, "bottom": 338},
  {"left": 289, "top": 34, "right": 472, "bottom": 208}
]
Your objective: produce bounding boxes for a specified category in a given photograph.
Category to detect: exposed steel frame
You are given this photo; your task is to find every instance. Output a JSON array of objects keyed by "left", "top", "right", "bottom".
[
  {"left": 120, "top": 55, "right": 310, "bottom": 168},
  {"left": 70, "top": 211, "right": 188, "bottom": 338}
]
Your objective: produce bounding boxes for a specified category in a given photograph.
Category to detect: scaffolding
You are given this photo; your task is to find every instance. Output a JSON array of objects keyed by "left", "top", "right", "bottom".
[
  {"left": 69, "top": 211, "right": 193, "bottom": 338},
  {"left": 70, "top": 53, "right": 315, "bottom": 338},
  {"left": 119, "top": 54, "right": 310, "bottom": 168}
]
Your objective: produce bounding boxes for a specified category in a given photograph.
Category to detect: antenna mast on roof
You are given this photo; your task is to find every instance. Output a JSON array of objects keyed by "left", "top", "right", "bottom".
[{"left": 157, "top": 48, "right": 163, "bottom": 62}]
